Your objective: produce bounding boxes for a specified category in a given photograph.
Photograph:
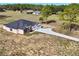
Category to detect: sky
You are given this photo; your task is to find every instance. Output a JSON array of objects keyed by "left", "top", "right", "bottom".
[
  {"left": 0, "top": 0, "right": 78, "bottom": 5},
  {"left": 0, "top": 3, "right": 69, "bottom": 5},
  {"left": 0, "top": 0, "right": 78, "bottom": 3}
]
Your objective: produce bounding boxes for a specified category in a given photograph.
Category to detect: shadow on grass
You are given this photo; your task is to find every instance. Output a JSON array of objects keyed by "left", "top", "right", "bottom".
[
  {"left": 24, "top": 31, "right": 42, "bottom": 36},
  {"left": 0, "top": 15, "right": 11, "bottom": 19}
]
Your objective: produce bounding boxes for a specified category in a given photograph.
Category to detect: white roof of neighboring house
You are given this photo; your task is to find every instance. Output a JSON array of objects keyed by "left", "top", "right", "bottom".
[
  {"left": 26, "top": 10, "right": 34, "bottom": 12},
  {"left": 33, "top": 11, "right": 40, "bottom": 15}
]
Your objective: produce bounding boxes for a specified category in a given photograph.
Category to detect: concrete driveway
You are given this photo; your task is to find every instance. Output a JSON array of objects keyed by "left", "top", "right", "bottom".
[{"left": 34, "top": 28, "right": 79, "bottom": 42}]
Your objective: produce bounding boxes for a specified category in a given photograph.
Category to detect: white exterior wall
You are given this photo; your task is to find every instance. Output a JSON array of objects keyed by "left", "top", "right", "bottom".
[
  {"left": 3, "top": 25, "right": 11, "bottom": 32},
  {"left": 12, "top": 29, "right": 18, "bottom": 34},
  {"left": 18, "top": 29, "right": 24, "bottom": 34},
  {"left": 3, "top": 25, "right": 24, "bottom": 34}
]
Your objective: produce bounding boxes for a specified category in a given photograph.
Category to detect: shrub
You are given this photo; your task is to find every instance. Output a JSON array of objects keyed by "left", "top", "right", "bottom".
[{"left": 39, "top": 17, "right": 44, "bottom": 22}]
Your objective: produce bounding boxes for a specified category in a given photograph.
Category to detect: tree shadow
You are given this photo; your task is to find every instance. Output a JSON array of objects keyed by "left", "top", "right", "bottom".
[{"left": 0, "top": 15, "right": 11, "bottom": 19}]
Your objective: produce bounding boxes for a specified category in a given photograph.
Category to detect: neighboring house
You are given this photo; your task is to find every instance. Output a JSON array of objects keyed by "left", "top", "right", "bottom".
[
  {"left": 0, "top": 8, "right": 5, "bottom": 12},
  {"left": 26, "top": 10, "right": 34, "bottom": 14},
  {"left": 3, "top": 19, "right": 41, "bottom": 34},
  {"left": 33, "top": 11, "right": 40, "bottom": 15}
]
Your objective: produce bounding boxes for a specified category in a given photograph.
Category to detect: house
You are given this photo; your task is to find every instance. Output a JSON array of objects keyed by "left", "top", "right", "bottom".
[
  {"left": 0, "top": 8, "right": 5, "bottom": 12},
  {"left": 3, "top": 19, "right": 41, "bottom": 34},
  {"left": 33, "top": 11, "right": 40, "bottom": 15},
  {"left": 26, "top": 10, "right": 34, "bottom": 14}
]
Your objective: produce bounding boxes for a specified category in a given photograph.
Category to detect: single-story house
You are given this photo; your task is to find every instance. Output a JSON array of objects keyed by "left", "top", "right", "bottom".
[
  {"left": 33, "top": 11, "right": 40, "bottom": 15},
  {"left": 0, "top": 8, "right": 5, "bottom": 12},
  {"left": 26, "top": 10, "right": 34, "bottom": 14},
  {"left": 3, "top": 19, "right": 41, "bottom": 34}
]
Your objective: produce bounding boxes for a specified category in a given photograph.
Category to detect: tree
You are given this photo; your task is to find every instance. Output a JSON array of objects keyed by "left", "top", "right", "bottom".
[
  {"left": 39, "top": 17, "right": 44, "bottom": 23},
  {"left": 60, "top": 4, "right": 79, "bottom": 32},
  {"left": 41, "top": 5, "right": 53, "bottom": 21}
]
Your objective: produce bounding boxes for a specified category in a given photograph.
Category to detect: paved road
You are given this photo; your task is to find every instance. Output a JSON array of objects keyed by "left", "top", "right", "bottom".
[{"left": 34, "top": 28, "right": 79, "bottom": 42}]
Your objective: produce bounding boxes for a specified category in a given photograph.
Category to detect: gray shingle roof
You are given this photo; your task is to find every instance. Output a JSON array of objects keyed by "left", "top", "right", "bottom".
[{"left": 4, "top": 19, "right": 38, "bottom": 29}]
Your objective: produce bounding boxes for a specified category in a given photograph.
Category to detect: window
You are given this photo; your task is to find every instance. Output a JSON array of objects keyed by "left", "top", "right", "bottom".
[{"left": 10, "top": 28, "right": 12, "bottom": 31}]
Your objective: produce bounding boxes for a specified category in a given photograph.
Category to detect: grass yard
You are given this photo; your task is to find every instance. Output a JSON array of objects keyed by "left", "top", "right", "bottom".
[
  {"left": 0, "top": 10, "right": 79, "bottom": 56},
  {"left": 0, "top": 10, "right": 60, "bottom": 24},
  {"left": 0, "top": 10, "right": 41, "bottom": 24},
  {"left": 0, "top": 28, "right": 79, "bottom": 56}
]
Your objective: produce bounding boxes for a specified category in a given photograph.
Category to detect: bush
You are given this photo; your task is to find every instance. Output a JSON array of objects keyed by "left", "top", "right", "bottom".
[{"left": 39, "top": 17, "right": 44, "bottom": 22}]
